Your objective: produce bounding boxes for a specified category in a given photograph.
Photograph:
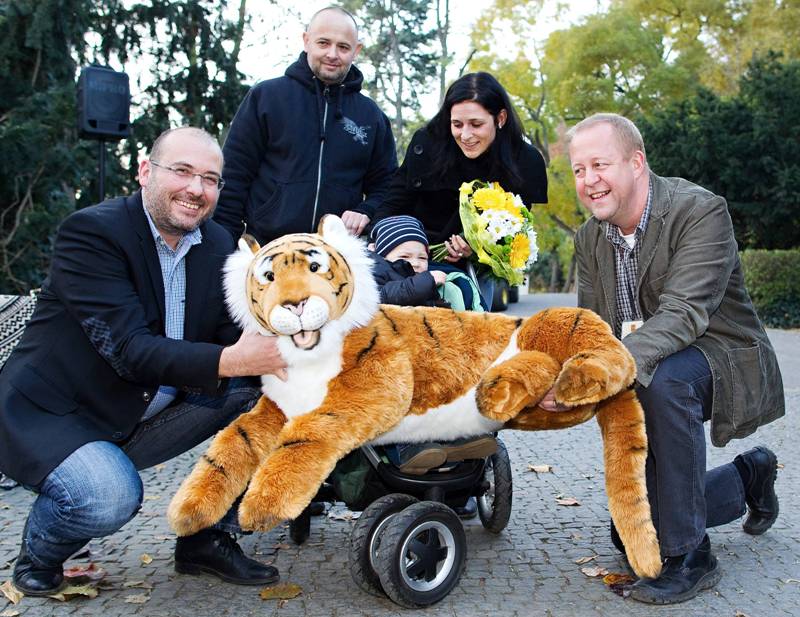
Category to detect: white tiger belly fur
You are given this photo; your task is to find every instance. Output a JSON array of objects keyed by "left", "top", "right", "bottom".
[{"left": 370, "top": 331, "right": 520, "bottom": 444}]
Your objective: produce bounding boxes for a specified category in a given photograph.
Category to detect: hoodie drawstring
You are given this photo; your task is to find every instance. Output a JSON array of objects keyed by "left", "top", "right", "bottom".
[{"left": 313, "top": 78, "right": 328, "bottom": 140}]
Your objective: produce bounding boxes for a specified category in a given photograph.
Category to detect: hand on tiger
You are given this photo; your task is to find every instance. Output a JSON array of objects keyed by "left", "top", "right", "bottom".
[
  {"left": 219, "top": 332, "right": 288, "bottom": 380},
  {"left": 341, "top": 210, "right": 370, "bottom": 236},
  {"left": 537, "top": 387, "right": 573, "bottom": 412}
]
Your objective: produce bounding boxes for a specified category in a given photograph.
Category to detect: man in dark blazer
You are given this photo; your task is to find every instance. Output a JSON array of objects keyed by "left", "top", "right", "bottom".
[
  {"left": 0, "top": 127, "right": 287, "bottom": 596},
  {"left": 546, "top": 113, "right": 783, "bottom": 605}
]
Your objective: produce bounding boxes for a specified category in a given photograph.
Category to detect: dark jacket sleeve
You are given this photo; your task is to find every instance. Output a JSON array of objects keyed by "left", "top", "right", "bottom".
[
  {"left": 354, "top": 110, "right": 398, "bottom": 219},
  {"left": 215, "top": 86, "right": 270, "bottom": 240},
  {"left": 371, "top": 132, "right": 423, "bottom": 224},
  {"left": 517, "top": 142, "right": 548, "bottom": 206},
  {"left": 49, "top": 210, "right": 223, "bottom": 392},
  {"left": 371, "top": 254, "right": 437, "bottom": 306}
]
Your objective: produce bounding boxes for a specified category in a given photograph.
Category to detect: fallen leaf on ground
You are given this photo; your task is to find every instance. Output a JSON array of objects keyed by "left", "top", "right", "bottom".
[
  {"left": 273, "top": 543, "right": 291, "bottom": 550},
  {"left": 327, "top": 511, "right": 356, "bottom": 521},
  {"left": 777, "top": 463, "right": 784, "bottom": 469},
  {"left": 259, "top": 583, "right": 302, "bottom": 600},
  {"left": 123, "top": 580, "right": 153, "bottom": 590},
  {"left": 48, "top": 583, "right": 99, "bottom": 601},
  {"left": 154, "top": 464, "right": 166, "bottom": 472},
  {"left": 1, "top": 609, "right": 20, "bottom": 616},
  {"left": 581, "top": 566, "right": 609, "bottom": 577},
  {"left": 124, "top": 593, "right": 150, "bottom": 604},
  {"left": 143, "top": 495, "right": 159, "bottom": 501},
  {"left": 783, "top": 578, "right": 799, "bottom": 584},
  {"left": 555, "top": 497, "right": 580, "bottom": 506},
  {"left": 528, "top": 464, "right": 552, "bottom": 473},
  {"left": 602, "top": 572, "right": 636, "bottom": 597},
  {"left": 64, "top": 562, "right": 106, "bottom": 583},
  {"left": 140, "top": 554, "right": 153, "bottom": 565},
  {"left": 0, "top": 581, "right": 23, "bottom": 604},
  {"left": 734, "top": 612, "right": 751, "bottom": 617},
  {"left": 574, "top": 555, "right": 597, "bottom": 565}
]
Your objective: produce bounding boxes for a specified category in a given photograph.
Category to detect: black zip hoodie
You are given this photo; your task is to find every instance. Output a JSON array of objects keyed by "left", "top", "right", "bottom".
[{"left": 214, "top": 52, "right": 398, "bottom": 244}]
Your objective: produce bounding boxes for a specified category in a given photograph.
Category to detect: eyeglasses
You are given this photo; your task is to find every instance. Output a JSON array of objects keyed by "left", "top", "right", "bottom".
[{"left": 149, "top": 161, "right": 225, "bottom": 191}]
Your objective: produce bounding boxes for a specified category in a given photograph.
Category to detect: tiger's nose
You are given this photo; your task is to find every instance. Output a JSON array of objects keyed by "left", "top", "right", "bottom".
[{"left": 282, "top": 299, "right": 308, "bottom": 316}]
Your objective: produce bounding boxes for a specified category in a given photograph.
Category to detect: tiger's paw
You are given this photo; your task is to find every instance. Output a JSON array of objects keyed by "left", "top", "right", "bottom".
[
  {"left": 238, "top": 489, "right": 284, "bottom": 532},
  {"left": 476, "top": 376, "right": 532, "bottom": 422},
  {"left": 167, "top": 482, "right": 228, "bottom": 537},
  {"left": 554, "top": 357, "right": 615, "bottom": 406}
]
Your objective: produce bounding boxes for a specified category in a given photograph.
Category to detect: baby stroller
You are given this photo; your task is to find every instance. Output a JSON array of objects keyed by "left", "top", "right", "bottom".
[{"left": 288, "top": 437, "right": 513, "bottom": 608}]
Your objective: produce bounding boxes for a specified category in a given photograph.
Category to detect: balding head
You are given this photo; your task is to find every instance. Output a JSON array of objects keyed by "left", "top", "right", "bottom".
[
  {"left": 303, "top": 6, "right": 362, "bottom": 85},
  {"left": 149, "top": 127, "right": 223, "bottom": 164}
]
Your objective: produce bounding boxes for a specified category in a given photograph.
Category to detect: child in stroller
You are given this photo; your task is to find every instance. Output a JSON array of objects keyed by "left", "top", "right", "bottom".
[{"left": 287, "top": 216, "right": 513, "bottom": 608}]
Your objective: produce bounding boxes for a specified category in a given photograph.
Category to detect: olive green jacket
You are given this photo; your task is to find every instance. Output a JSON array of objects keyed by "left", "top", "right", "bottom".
[{"left": 575, "top": 172, "right": 785, "bottom": 446}]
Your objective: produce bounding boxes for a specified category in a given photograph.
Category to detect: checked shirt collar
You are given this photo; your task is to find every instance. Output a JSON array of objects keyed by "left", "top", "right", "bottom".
[{"left": 603, "top": 180, "right": 653, "bottom": 338}]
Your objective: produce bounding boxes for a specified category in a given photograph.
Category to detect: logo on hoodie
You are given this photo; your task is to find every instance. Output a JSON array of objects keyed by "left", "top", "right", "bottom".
[{"left": 341, "top": 117, "right": 369, "bottom": 145}]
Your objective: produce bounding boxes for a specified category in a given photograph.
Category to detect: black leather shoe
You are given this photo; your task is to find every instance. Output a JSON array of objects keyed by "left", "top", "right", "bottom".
[
  {"left": 609, "top": 520, "right": 626, "bottom": 555},
  {"left": 174, "top": 529, "right": 279, "bottom": 585},
  {"left": 737, "top": 446, "right": 779, "bottom": 535},
  {"left": 12, "top": 542, "right": 64, "bottom": 597},
  {"left": 629, "top": 535, "right": 721, "bottom": 604},
  {"left": 454, "top": 497, "right": 478, "bottom": 520}
]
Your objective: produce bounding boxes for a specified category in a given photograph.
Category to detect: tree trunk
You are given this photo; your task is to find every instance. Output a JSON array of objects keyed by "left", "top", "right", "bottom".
[
  {"left": 561, "top": 254, "right": 576, "bottom": 293},
  {"left": 548, "top": 251, "right": 560, "bottom": 292},
  {"left": 436, "top": 0, "right": 450, "bottom": 104}
]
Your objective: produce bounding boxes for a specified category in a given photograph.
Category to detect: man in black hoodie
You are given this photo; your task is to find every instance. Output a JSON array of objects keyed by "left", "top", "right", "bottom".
[{"left": 214, "top": 6, "right": 397, "bottom": 243}]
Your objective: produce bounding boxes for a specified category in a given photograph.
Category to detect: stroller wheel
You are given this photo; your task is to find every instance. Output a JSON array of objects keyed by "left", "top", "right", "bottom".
[
  {"left": 348, "top": 493, "right": 418, "bottom": 597},
  {"left": 375, "top": 501, "right": 466, "bottom": 608},
  {"left": 477, "top": 437, "right": 513, "bottom": 533}
]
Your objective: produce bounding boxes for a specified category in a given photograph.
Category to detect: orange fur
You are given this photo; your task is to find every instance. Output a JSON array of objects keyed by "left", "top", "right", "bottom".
[{"left": 168, "top": 223, "right": 661, "bottom": 579}]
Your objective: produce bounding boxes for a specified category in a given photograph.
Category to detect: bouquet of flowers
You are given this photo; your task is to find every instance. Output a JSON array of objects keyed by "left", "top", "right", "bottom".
[{"left": 431, "top": 180, "right": 538, "bottom": 285}]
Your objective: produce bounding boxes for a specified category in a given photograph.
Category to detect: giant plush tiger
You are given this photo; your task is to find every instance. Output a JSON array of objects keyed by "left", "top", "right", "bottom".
[{"left": 168, "top": 215, "right": 662, "bottom": 579}]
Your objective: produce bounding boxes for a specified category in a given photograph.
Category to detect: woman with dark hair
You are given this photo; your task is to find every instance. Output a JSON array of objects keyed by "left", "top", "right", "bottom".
[{"left": 372, "top": 71, "right": 548, "bottom": 263}]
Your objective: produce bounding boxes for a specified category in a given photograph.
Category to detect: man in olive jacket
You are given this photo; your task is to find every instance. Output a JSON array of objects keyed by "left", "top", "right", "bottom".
[{"left": 558, "top": 113, "right": 784, "bottom": 605}]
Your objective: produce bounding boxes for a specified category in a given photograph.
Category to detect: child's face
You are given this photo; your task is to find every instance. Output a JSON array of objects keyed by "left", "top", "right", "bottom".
[{"left": 384, "top": 240, "right": 429, "bottom": 273}]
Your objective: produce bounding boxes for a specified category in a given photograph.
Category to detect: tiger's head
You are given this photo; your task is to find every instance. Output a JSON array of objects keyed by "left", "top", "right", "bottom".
[{"left": 224, "top": 215, "right": 379, "bottom": 353}]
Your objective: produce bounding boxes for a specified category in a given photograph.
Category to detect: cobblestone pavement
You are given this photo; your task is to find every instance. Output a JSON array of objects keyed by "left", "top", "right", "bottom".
[{"left": 1, "top": 294, "right": 797, "bottom": 617}]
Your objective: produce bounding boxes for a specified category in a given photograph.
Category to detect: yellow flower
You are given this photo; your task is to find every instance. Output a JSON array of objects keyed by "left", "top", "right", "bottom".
[
  {"left": 459, "top": 182, "right": 475, "bottom": 200},
  {"left": 472, "top": 186, "right": 507, "bottom": 211},
  {"left": 509, "top": 234, "right": 530, "bottom": 269}
]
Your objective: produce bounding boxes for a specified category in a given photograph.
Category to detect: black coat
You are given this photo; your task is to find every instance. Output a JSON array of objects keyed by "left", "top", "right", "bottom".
[
  {"left": 371, "top": 253, "right": 439, "bottom": 306},
  {"left": 214, "top": 53, "right": 398, "bottom": 244},
  {"left": 0, "top": 193, "right": 238, "bottom": 486},
  {"left": 372, "top": 128, "right": 548, "bottom": 245}
]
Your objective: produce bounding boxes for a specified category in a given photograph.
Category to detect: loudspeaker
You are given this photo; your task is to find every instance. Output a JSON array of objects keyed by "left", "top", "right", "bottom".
[{"left": 77, "top": 66, "right": 130, "bottom": 140}]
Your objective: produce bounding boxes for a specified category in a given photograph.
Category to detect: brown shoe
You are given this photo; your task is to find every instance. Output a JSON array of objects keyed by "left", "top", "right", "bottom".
[
  {"left": 441, "top": 435, "right": 497, "bottom": 462},
  {"left": 397, "top": 445, "right": 447, "bottom": 475}
]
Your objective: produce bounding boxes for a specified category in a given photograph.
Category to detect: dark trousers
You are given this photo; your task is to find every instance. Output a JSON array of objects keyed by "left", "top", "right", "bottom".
[
  {"left": 637, "top": 346, "right": 746, "bottom": 556},
  {"left": 22, "top": 378, "right": 260, "bottom": 568}
]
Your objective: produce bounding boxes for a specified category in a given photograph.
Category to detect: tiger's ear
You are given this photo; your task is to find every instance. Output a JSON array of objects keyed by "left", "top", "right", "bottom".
[
  {"left": 238, "top": 233, "right": 260, "bottom": 254},
  {"left": 318, "top": 214, "right": 347, "bottom": 238}
]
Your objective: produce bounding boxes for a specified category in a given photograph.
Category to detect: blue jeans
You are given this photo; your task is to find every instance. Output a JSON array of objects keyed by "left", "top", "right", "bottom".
[
  {"left": 637, "top": 346, "right": 746, "bottom": 556},
  {"left": 21, "top": 378, "right": 260, "bottom": 569}
]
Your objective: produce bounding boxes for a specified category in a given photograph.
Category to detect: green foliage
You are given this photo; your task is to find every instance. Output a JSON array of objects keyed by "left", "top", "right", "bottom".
[
  {"left": 344, "top": 0, "right": 437, "bottom": 146},
  {"left": 0, "top": 0, "right": 250, "bottom": 293},
  {"left": 741, "top": 249, "right": 800, "bottom": 329},
  {"left": 640, "top": 54, "right": 800, "bottom": 250}
]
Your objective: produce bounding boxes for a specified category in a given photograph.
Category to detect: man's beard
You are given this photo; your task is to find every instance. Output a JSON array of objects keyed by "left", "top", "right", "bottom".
[{"left": 143, "top": 184, "right": 213, "bottom": 237}]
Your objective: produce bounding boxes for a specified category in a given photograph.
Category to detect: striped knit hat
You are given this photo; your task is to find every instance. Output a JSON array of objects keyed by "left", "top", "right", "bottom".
[{"left": 370, "top": 215, "right": 429, "bottom": 257}]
